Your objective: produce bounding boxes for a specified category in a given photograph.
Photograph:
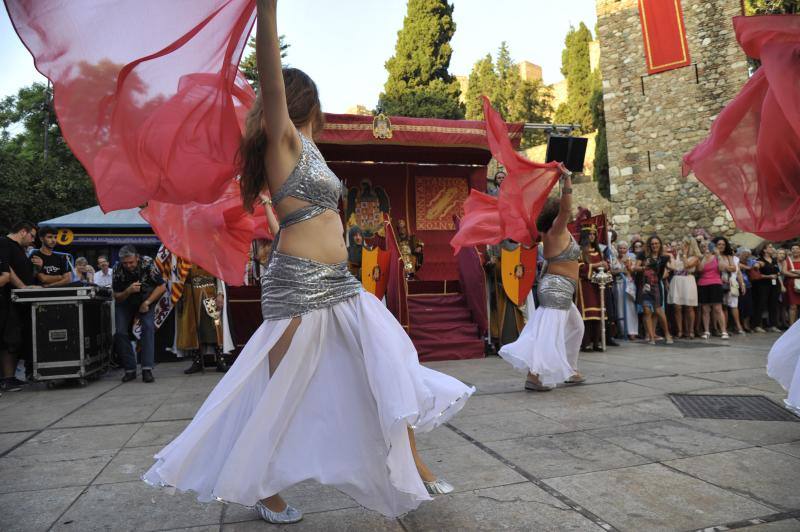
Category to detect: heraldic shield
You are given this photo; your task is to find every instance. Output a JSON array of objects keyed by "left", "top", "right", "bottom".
[
  {"left": 501, "top": 244, "right": 537, "bottom": 306},
  {"left": 361, "top": 246, "right": 391, "bottom": 300}
]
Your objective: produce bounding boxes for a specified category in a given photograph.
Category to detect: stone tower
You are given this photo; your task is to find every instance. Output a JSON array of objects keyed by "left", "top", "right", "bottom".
[{"left": 595, "top": 0, "right": 749, "bottom": 240}]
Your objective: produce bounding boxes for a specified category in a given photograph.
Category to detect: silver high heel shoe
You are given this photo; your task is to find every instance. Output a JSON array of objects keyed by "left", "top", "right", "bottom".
[
  {"left": 423, "top": 478, "right": 454, "bottom": 495},
  {"left": 254, "top": 500, "right": 303, "bottom": 524}
]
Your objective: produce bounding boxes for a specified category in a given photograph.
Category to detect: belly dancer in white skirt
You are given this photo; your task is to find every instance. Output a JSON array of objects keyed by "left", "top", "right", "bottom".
[
  {"left": 767, "top": 319, "right": 800, "bottom": 415},
  {"left": 499, "top": 173, "right": 586, "bottom": 390},
  {"left": 144, "top": 1, "right": 474, "bottom": 522}
]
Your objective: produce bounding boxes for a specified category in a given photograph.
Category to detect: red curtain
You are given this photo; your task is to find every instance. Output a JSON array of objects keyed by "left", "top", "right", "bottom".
[
  {"left": 683, "top": 15, "right": 800, "bottom": 241},
  {"left": 6, "top": 0, "right": 261, "bottom": 283},
  {"left": 638, "top": 0, "right": 691, "bottom": 74}
]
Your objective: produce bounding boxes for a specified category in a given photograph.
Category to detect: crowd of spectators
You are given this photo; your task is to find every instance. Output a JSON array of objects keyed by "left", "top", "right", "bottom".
[
  {"left": 607, "top": 230, "right": 800, "bottom": 344},
  {"left": 0, "top": 222, "right": 165, "bottom": 391}
]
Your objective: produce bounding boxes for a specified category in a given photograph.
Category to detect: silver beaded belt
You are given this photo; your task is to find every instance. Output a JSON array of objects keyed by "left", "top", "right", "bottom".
[
  {"left": 260, "top": 250, "right": 362, "bottom": 321},
  {"left": 537, "top": 274, "right": 577, "bottom": 311}
]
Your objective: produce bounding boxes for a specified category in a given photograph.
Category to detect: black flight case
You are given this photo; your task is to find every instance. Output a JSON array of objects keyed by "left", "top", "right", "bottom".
[{"left": 11, "top": 286, "right": 114, "bottom": 387}]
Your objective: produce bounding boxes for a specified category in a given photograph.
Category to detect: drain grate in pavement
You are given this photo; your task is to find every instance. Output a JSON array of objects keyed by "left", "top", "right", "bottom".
[{"left": 669, "top": 394, "right": 800, "bottom": 422}]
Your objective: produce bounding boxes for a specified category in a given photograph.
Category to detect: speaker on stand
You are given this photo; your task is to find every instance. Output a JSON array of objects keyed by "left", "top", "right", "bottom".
[{"left": 545, "top": 135, "right": 588, "bottom": 173}]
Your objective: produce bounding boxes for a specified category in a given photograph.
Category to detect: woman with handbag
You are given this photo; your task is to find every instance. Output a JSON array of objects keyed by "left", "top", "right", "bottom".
[{"left": 781, "top": 244, "right": 800, "bottom": 325}]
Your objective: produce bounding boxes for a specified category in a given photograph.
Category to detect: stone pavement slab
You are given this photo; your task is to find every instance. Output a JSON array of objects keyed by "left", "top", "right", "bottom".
[
  {"left": 665, "top": 447, "right": 800, "bottom": 510},
  {"left": 126, "top": 420, "right": 192, "bottom": 448},
  {"left": 0, "top": 486, "right": 84, "bottom": 532},
  {"left": 545, "top": 463, "right": 775, "bottom": 531},
  {"left": 0, "top": 431, "right": 34, "bottom": 455},
  {"left": 485, "top": 431, "right": 651, "bottom": 479},
  {"left": 399, "top": 482, "right": 606, "bottom": 531},
  {"left": 54, "top": 480, "right": 224, "bottom": 532},
  {"left": 586, "top": 419, "right": 752, "bottom": 460},
  {"left": 1, "top": 330, "right": 798, "bottom": 531},
  {"left": 0, "top": 450, "right": 115, "bottom": 494},
  {"left": 8, "top": 424, "right": 140, "bottom": 456}
]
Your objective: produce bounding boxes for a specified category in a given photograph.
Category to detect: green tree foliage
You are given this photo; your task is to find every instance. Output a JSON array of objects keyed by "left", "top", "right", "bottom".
[
  {"left": 555, "top": 23, "right": 594, "bottom": 133},
  {"left": 744, "top": 0, "right": 798, "bottom": 14},
  {"left": 0, "top": 82, "right": 96, "bottom": 231},
  {"left": 590, "top": 69, "right": 609, "bottom": 197},
  {"left": 377, "top": 0, "right": 464, "bottom": 119},
  {"left": 464, "top": 43, "right": 553, "bottom": 147},
  {"left": 239, "top": 36, "right": 290, "bottom": 93}
]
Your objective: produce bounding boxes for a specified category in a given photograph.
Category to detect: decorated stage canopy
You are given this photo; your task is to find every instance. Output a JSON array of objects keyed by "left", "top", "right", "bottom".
[{"left": 317, "top": 113, "right": 524, "bottom": 166}]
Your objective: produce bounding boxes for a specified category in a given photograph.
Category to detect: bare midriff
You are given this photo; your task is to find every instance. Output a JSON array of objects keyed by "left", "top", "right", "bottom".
[
  {"left": 542, "top": 233, "right": 579, "bottom": 283},
  {"left": 274, "top": 198, "right": 348, "bottom": 264}
]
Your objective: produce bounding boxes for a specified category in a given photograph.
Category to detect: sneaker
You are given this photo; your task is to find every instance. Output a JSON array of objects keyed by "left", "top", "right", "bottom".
[
  {"left": 737, "top": 329, "right": 746, "bottom": 335},
  {"left": 721, "top": 332, "right": 730, "bottom": 339},
  {"left": 121, "top": 372, "right": 137, "bottom": 383},
  {"left": 0, "top": 379, "right": 22, "bottom": 392},
  {"left": 701, "top": 332, "right": 711, "bottom": 339},
  {"left": 753, "top": 327, "right": 766, "bottom": 333},
  {"left": 142, "top": 369, "right": 155, "bottom": 383},
  {"left": 8, "top": 377, "right": 29, "bottom": 387},
  {"left": 768, "top": 327, "right": 781, "bottom": 333}
]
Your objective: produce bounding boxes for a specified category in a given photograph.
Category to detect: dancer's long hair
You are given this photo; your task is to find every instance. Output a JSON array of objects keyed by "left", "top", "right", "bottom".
[
  {"left": 536, "top": 197, "right": 561, "bottom": 234},
  {"left": 239, "top": 68, "right": 324, "bottom": 212}
]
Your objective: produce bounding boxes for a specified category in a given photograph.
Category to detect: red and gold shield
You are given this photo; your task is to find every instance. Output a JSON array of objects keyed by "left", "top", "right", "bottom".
[
  {"left": 501, "top": 245, "right": 538, "bottom": 306},
  {"left": 361, "top": 246, "right": 391, "bottom": 300}
]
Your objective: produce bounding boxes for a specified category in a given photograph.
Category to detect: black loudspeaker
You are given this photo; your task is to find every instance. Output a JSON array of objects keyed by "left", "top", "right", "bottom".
[{"left": 545, "top": 135, "right": 588, "bottom": 173}]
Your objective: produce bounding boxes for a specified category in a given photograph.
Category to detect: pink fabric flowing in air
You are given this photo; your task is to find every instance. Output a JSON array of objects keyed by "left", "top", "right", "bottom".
[
  {"left": 5, "top": 0, "right": 263, "bottom": 282},
  {"left": 682, "top": 15, "right": 800, "bottom": 241},
  {"left": 451, "top": 97, "right": 562, "bottom": 254}
]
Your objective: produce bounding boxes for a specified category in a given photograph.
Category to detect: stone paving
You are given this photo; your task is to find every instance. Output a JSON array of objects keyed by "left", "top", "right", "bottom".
[{"left": 1, "top": 332, "right": 799, "bottom": 531}]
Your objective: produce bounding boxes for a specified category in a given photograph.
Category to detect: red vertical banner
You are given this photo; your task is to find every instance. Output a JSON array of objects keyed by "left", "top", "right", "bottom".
[{"left": 638, "top": 0, "right": 691, "bottom": 74}]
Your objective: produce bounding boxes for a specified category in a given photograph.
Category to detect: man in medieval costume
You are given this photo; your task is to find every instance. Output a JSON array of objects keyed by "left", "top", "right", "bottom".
[{"left": 179, "top": 264, "right": 230, "bottom": 374}]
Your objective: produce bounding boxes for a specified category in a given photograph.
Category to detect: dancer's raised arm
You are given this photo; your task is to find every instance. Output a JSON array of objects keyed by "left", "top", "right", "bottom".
[
  {"left": 551, "top": 166, "right": 573, "bottom": 234},
  {"left": 255, "top": 0, "right": 296, "bottom": 148}
]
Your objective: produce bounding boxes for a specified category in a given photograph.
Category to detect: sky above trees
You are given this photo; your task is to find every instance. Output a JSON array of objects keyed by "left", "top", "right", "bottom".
[{"left": 0, "top": 0, "right": 597, "bottom": 113}]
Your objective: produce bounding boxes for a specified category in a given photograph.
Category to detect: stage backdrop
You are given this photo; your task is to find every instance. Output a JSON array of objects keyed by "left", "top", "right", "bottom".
[
  {"left": 332, "top": 162, "right": 485, "bottom": 281},
  {"left": 414, "top": 176, "right": 469, "bottom": 231}
]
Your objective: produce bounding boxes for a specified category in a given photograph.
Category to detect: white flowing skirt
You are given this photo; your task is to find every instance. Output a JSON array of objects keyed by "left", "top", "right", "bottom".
[
  {"left": 766, "top": 320, "right": 800, "bottom": 413},
  {"left": 144, "top": 291, "right": 474, "bottom": 517},
  {"left": 498, "top": 303, "right": 584, "bottom": 387}
]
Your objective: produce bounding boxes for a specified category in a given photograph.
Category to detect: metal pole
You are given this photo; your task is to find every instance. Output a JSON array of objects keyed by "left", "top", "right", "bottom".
[
  {"left": 522, "top": 122, "right": 581, "bottom": 132},
  {"left": 599, "top": 284, "right": 607, "bottom": 352}
]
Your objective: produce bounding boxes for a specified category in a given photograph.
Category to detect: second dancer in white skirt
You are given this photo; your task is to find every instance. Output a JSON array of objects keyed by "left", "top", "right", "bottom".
[{"left": 499, "top": 172, "right": 586, "bottom": 390}]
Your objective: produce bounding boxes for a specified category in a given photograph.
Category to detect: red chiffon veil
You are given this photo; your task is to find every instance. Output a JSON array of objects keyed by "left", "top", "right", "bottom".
[
  {"left": 5, "top": 0, "right": 266, "bottom": 282},
  {"left": 450, "top": 97, "right": 563, "bottom": 254},
  {"left": 683, "top": 15, "right": 800, "bottom": 241}
]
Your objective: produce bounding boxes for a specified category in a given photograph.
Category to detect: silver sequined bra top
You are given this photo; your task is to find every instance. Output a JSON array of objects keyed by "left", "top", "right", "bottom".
[
  {"left": 545, "top": 235, "right": 581, "bottom": 263},
  {"left": 260, "top": 131, "right": 361, "bottom": 322},
  {"left": 271, "top": 132, "right": 345, "bottom": 228}
]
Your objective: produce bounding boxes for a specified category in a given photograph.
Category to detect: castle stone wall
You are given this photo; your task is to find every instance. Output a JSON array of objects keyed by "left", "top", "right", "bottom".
[{"left": 595, "top": 0, "right": 748, "bottom": 241}]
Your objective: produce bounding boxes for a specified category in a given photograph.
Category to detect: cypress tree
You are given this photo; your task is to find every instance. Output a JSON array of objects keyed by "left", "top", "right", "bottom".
[
  {"left": 555, "top": 23, "right": 594, "bottom": 133},
  {"left": 377, "top": 0, "right": 464, "bottom": 119}
]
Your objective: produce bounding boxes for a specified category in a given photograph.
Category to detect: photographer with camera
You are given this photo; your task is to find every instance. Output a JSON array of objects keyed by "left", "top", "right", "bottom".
[{"left": 112, "top": 245, "right": 166, "bottom": 383}]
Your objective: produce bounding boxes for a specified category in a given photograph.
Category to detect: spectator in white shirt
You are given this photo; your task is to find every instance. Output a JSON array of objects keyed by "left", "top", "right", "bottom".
[{"left": 94, "top": 255, "right": 113, "bottom": 288}]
